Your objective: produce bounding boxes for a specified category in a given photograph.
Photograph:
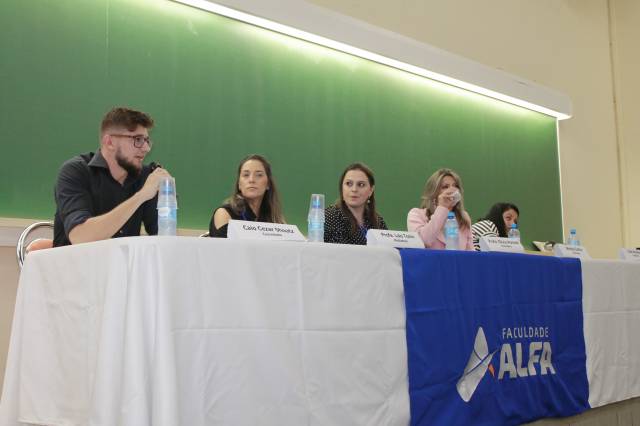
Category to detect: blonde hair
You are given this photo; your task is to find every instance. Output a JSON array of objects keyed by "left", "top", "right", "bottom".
[{"left": 419, "top": 168, "right": 470, "bottom": 230}]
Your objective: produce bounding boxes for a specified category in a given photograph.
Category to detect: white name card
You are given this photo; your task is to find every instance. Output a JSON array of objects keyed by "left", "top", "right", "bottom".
[
  {"left": 553, "top": 244, "right": 591, "bottom": 259},
  {"left": 479, "top": 236, "right": 525, "bottom": 253},
  {"left": 366, "top": 229, "right": 424, "bottom": 248},
  {"left": 619, "top": 248, "right": 640, "bottom": 262},
  {"left": 227, "top": 219, "right": 305, "bottom": 242}
]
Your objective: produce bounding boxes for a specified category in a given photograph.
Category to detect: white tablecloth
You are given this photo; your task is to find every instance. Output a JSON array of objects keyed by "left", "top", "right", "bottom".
[
  {"left": 581, "top": 259, "right": 640, "bottom": 407},
  {"left": 2, "top": 238, "right": 639, "bottom": 425},
  {"left": 0, "top": 237, "right": 409, "bottom": 426}
]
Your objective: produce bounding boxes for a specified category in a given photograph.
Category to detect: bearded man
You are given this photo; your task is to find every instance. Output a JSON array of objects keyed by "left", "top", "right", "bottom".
[{"left": 53, "top": 107, "right": 172, "bottom": 246}]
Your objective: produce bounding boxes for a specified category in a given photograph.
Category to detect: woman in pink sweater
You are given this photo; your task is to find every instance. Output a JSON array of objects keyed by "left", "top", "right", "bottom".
[{"left": 407, "top": 168, "right": 474, "bottom": 250}]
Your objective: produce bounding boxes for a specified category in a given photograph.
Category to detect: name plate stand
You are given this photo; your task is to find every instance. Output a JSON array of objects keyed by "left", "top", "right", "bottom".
[
  {"left": 366, "top": 230, "right": 424, "bottom": 248},
  {"left": 227, "top": 219, "right": 306, "bottom": 242},
  {"left": 619, "top": 248, "right": 640, "bottom": 262},
  {"left": 553, "top": 244, "right": 591, "bottom": 259},
  {"left": 479, "top": 236, "right": 525, "bottom": 253}
]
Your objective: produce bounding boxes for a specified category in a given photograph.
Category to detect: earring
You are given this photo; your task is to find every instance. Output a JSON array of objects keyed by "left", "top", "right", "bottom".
[{"left": 367, "top": 198, "right": 371, "bottom": 204}]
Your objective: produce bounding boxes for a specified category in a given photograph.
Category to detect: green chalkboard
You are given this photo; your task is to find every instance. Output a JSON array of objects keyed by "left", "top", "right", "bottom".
[{"left": 0, "top": 0, "right": 562, "bottom": 246}]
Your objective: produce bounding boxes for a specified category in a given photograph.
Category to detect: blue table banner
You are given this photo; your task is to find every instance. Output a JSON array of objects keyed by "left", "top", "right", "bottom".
[{"left": 399, "top": 249, "right": 590, "bottom": 425}]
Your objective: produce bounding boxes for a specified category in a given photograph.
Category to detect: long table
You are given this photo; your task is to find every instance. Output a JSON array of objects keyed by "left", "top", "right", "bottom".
[{"left": 0, "top": 237, "right": 638, "bottom": 425}]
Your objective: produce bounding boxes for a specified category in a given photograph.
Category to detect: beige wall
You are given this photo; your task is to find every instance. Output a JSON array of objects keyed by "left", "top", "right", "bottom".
[
  {"left": 0, "top": 248, "right": 20, "bottom": 392},
  {"left": 609, "top": 0, "right": 640, "bottom": 248},
  {"left": 308, "top": 0, "right": 638, "bottom": 257}
]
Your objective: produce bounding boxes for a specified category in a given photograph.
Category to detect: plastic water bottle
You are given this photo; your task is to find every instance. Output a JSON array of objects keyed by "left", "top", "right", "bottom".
[
  {"left": 508, "top": 223, "right": 520, "bottom": 242},
  {"left": 567, "top": 228, "right": 580, "bottom": 246},
  {"left": 307, "top": 194, "right": 325, "bottom": 242},
  {"left": 444, "top": 212, "right": 459, "bottom": 250},
  {"left": 157, "top": 177, "right": 177, "bottom": 236}
]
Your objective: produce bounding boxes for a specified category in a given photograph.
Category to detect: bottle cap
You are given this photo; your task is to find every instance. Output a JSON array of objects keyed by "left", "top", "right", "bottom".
[
  {"left": 570, "top": 228, "right": 576, "bottom": 234},
  {"left": 447, "top": 212, "right": 455, "bottom": 219},
  {"left": 511, "top": 223, "right": 517, "bottom": 229}
]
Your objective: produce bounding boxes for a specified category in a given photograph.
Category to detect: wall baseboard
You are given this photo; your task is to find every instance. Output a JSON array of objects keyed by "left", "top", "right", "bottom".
[{"left": 0, "top": 218, "right": 45, "bottom": 247}]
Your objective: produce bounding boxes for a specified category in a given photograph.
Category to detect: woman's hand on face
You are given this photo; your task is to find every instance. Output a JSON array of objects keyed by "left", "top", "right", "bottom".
[{"left": 438, "top": 189, "right": 458, "bottom": 210}]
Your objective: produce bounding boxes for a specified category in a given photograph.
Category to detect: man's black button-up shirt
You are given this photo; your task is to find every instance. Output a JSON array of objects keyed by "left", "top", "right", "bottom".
[{"left": 53, "top": 150, "right": 158, "bottom": 247}]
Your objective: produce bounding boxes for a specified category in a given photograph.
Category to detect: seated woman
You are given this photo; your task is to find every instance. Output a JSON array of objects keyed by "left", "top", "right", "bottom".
[
  {"left": 209, "top": 154, "right": 285, "bottom": 238},
  {"left": 407, "top": 168, "right": 474, "bottom": 250},
  {"left": 471, "top": 202, "right": 520, "bottom": 250},
  {"left": 324, "top": 163, "right": 388, "bottom": 245}
]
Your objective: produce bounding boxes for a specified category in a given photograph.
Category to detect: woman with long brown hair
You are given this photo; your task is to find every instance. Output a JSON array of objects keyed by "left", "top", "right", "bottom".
[
  {"left": 209, "top": 154, "right": 285, "bottom": 238},
  {"left": 324, "top": 162, "right": 387, "bottom": 245},
  {"left": 407, "top": 168, "right": 473, "bottom": 250}
]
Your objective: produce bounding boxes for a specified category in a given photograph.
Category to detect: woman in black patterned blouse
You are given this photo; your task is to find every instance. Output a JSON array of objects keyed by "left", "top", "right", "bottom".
[{"left": 324, "top": 163, "right": 388, "bottom": 245}]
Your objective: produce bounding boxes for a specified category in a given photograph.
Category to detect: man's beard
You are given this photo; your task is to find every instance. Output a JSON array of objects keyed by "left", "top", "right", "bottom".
[{"left": 115, "top": 149, "right": 142, "bottom": 178}]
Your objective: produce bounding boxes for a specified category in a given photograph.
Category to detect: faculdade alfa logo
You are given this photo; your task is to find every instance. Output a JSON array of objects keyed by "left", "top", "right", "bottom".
[
  {"left": 457, "top": 326, "right": 557, "bottom": 402},
  {"left": 456, "top": 327, "right": 497, "bottom": 402}
]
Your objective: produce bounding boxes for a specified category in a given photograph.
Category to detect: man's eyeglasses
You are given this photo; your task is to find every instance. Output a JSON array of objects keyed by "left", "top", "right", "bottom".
[{"left": 110, "top": 134, "right": 153, "bottom": 149}]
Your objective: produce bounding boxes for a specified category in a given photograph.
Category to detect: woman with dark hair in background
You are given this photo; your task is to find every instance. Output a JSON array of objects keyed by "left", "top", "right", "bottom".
[
  {"left": 472, "top": 202, "right": 520, "bottom": 250},
  {"left": 324, "top": 162, "right": 388, "bottom": 245},
  {"left": 407, "top": 168, "right": 474, "bottom": 250},
  {"left": 209, "top": 154, "right": 285, "bottom": 238}
]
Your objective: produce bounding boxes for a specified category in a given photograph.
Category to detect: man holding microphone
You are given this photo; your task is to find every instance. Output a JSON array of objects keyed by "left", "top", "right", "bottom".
[{"left": 53, "top": 107, "right": 172, "bottom": 246}]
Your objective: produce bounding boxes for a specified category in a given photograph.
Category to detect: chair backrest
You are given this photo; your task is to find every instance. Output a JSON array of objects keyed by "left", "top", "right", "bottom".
[{"left": 16, "top": 221, "right": 54, "bottom": 269}]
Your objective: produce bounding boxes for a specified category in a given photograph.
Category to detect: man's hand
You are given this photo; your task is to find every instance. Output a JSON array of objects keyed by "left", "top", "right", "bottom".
[
  {"left": 68, "top": 166, "right": 173, "bottom": 245},
  {"left": 139, "top": 167, "right": 172, "bottom": 201}
]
